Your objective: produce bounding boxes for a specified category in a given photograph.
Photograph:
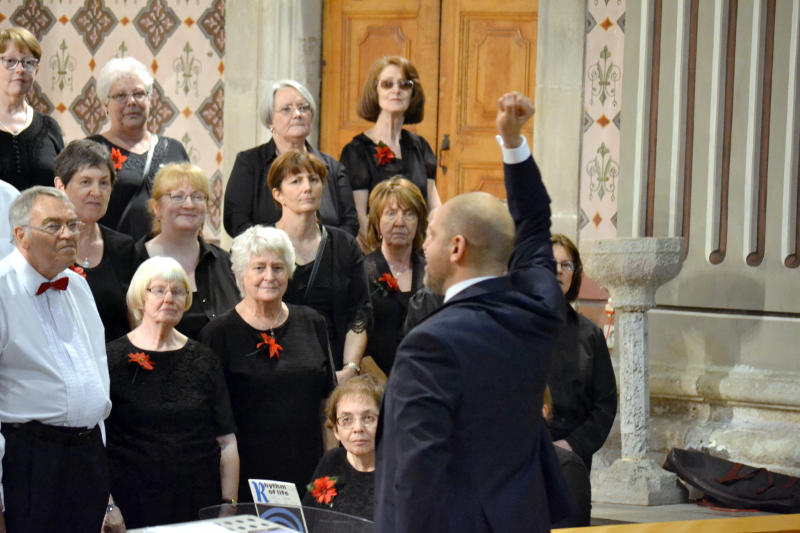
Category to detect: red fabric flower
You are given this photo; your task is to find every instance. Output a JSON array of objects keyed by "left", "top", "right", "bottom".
[
  {"left": 69, "top": 264, "right": 87, "bottom": 278},
  {"left": 256, "top": 332, "right": 283, "bottom": 359},
  {"left": 128, "top": 352, "right": 155, "bottom": 371},
  {"left": 110, "top": 147, "right": 127, "bottom": 170},
  {"left": 374, "top": 141, "right": 395, "bottom": 166},
  {"left": 377, "top": 272, "right": 400, "bottom": 292},
  {"left": 308, "top": 476, "right": 338, "bottom": 505}
]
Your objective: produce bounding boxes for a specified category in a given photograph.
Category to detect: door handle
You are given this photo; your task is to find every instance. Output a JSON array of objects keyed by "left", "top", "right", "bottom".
[{"left": 439, "top": 134, "right": 450, "bottom": 175}]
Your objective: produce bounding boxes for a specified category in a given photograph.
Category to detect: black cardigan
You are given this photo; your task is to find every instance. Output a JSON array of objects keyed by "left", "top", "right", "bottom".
[{"left": 224, "top": 140, "right": 358, "bottom": 237}]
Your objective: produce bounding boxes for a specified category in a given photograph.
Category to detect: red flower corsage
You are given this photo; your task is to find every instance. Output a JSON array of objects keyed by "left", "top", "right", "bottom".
[
  {"left": 110, "top": 147, "right": 127, "bottom": 170},
  {"left": 377, "top": 272, "right": 400, "bottom": 292},
  {"left": 256, "top": 332, "right": 283, "bottom": 359},
  {"left": 374, "top": 141, "right": 395, "bottom": 166},
  {"left": 307, "top": 476, "right": 338, "bottom": 507},
  {"left": 128, "top": 351, "right": 154, "bottom": 384},
  {"left": 69, "top": 264, "right": 87, "bottom": 278},
  {"left": 128, "top": 351, "right": 155, "bottom": 370}
]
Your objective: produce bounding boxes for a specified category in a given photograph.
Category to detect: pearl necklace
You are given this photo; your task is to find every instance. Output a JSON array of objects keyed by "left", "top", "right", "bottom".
[{"left": 386, "top": 260, "right": 411, "bottom": 277}]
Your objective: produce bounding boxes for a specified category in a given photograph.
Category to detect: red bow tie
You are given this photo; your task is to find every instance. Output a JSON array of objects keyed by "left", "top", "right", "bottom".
[{"left": 36, "top": 277, "right": 69, "bottom": 295}]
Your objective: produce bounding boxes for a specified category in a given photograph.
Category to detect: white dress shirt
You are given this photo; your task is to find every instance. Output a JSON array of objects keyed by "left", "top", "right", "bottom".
[
  {"left": 443, "top": 135, "right": 533, "bottom": 304},
  {"left": 0, "top": 248, "right": 111, "bottom": 495},
  {"left": 0, "top": 180, "right": 19, "bottom": 258}
]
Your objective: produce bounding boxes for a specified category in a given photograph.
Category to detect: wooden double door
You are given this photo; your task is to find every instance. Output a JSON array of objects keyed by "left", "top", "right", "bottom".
[{"left": 321, "top": 0, "right": 538, "bottom": 202}]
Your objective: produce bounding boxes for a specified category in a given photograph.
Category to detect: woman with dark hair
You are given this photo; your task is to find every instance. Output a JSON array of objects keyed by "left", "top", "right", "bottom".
[
  {"left": 547, "top": 233, "right": 617, "bottom": 470},
  {"left": 269, "top": 150, "right": 370, "bottom": 382},
  {"left": 224, "top": 79, "right": 357, "bottom": 237},
  {"left": 0, "top": 27, "right": 64, "bottom": 190},
  {"left": 363, "top": 177, "right": 427, "bottom": 374},
  {"left": 54, "top": 139, "right": 138, "bottom": 342},
  {"left": 340, "top": 56, "right": 440, "bottom": 245}
]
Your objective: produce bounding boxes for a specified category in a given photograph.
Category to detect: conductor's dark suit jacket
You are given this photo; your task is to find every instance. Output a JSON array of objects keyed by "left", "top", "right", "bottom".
[{"left": 374, "top": 150, "right": 572, "bottom": 533}]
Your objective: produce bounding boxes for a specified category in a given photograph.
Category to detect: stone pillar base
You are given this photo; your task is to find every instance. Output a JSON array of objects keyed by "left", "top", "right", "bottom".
[{"left": 591, "top": 458, "right": 687, "bottom": 505}]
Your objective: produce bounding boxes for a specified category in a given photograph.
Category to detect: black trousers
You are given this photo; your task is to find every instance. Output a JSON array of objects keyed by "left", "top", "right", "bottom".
[{"left": 1, "top": 421, "right": 109, "bottom": 533}]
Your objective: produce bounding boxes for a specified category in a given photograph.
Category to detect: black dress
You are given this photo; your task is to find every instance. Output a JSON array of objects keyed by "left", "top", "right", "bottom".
[
  {"left": 80, "top": 225, "right": 139, "bottom": 342},
  {"left": 547, "top": 304, "right": 618, "bottom": 469},
  {"left": 0, "top": 111, "right": 63, "bottom": 191},
  {"left": 105, "top": 336, "right": 236, "bottom": 529},
  {"left": 282, "top": 226, "right": 370, "bottom": 369},
  {"left": 88, "top": 135, "right": 189, "bottom": 240},
  {"left": 224, "top": 139, "right": 359, "bottom": 237},
  {"left": 198, "top": 305, "right": 336, "bottom": 500},
  {"left": 134, "top": 236, "right": 239, "bottom": 340},
  {"left": 339, "top": 130, "right": 436, "bottom": 207},
  {"left": 363, "top": 249, "right": 425, "bottom": 374},
  {"left": 302, "top": 447, "right": 375, "bottom": 520}
]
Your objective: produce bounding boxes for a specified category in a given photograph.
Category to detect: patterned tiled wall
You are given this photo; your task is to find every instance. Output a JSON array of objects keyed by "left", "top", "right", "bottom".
[
  {"left": 0, "top": 0, "right": 225, "bottom": 237},
  {"left": 580, "top": 0, "right": 624, "bottom": 242}
]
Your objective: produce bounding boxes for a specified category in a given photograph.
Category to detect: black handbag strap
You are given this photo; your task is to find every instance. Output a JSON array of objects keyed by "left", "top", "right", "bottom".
[
  {"left": 304, "top": 225, "right": 328, "bottom": 301},
  {"left": 117, "top": 134, "right": 159, "bottom": 230}
]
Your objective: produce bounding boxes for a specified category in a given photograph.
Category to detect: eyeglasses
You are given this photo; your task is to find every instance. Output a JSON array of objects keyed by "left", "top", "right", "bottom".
[
  {"left": 557, "top": 261, "right": 576, "bottom": 272},
  {"left": 383, "top": 209, "right": 418, "bottom": 222},
  {"left": 22, "top": 220, "right": 84, "bottom": 236},
  {"left": 147, "top": 286, "right": 188, "bottom": 299},
  {"left": 0, "top": 56, "right": 39, "bottom": 72},
  {"left": 336, "top": 413, "right": 378, "bottom": 429},
  {"left": 167, "top": 192, "right": 207, "bottom": 204},
  {"left": 108, "top": 90, "right": 149, "bottom": 103},
  {"left": 276, "top": 103, "right": 312, "bottom": 115},
  {"left": 379, "top": 79, "right": 414, "bottom": 91}
]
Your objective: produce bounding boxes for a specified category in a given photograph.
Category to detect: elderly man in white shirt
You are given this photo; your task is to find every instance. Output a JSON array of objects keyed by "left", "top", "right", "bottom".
[{"left": 0, "top": 186, "right": 112, "bottom": 533}]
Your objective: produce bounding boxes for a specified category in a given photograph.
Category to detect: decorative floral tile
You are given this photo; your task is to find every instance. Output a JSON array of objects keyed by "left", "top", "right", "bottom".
[{"left": 0, "top": 0, "right": 226, "bottom": 236}]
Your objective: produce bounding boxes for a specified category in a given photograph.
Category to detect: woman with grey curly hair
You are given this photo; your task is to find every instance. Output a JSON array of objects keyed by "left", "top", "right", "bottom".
[
  {"left": 223, "top": 79, "right": 358, "bottom": 238},
  {"left": 89, "top": 56, "right": 188, "bottom": 239},
  {"left": 199, "top": 225, "right": 336, "bottom": 501}
]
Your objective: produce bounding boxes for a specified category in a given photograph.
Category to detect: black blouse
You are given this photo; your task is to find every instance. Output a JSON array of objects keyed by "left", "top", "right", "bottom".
[
  {"left": 134, "top": 236, "right": 239, "bottom": 340},
  {"left": 302, "top": 447, "right": 375, "bottom": 520},
  {"left": 82, "top": 225, "right": 139, "bottom": 342},
  {"left": 282, "top": 226, "right": 371, "bottom": 369},
  {"left": 0, "top": 111, "right": 63, "bottom": 191},
  {"left": 339, "top": 130, "right": 436, "bottom": 206},
  {"left": 88, "top": 135, "right": 189, "bottom": 240},
  {"left": 223, "top": 139, "right": 358, "bottom": 237},
  {"left": 547, "top": 304, "right": 618, "bottom": 469},
  {"left": 363, "top": 249, "right": 425, "bottom": 374}
]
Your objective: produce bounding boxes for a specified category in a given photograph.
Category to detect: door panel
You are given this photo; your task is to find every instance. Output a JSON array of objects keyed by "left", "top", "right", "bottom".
[
  {"left": 321, "top": 1, "right": 441, "bottom": 159},
  {"left": 437, "top": 0, "right": 538, "bottom": 201}
]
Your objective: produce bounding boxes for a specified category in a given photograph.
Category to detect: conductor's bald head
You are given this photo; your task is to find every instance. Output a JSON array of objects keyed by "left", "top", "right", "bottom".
[{"left": 423, "top": 192, "right": 514, "bottom": 295}]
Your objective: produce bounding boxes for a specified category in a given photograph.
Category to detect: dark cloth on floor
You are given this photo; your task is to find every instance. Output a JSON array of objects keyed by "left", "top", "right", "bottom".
[
  {"left": 0, "top": 111, "right": 63, "bottom": 191},
  {"left": 134, "top": 235, "right": 239, "bottom": 339},
  {"left": 547, "top": 304, "right": 617, "bottom": 470},
  {"left": 552, "top": 445, "right": 592, "bottom": 528},
  {"left": 1, "top": 422, "right": 108, "bottom": 533},
  {"left": 89, "top": 134, "right": 188, "bottom": 239},
  {"left": 363, "top": 249, "right": 425, "bottom": 374},
  {"left": 282, "top": 226, "right": 370, "bottom": 369},
  {"left": 104, "top": 336, "right": 236, "bottom": 529},
  {"left": 224, "top": 139, "right": 358, "bottom": 237},
  {"left": 339, "top": 130, "right": 436, "bottom": 206},
  {"left": 198, "top": 305, "right": 336, "bottom": 500},
  {"left": 302, "top": 447, "right": 375, "bottom": 520},
  {"left": 82, "top": 225, "right": 138, "bottom": 342}
]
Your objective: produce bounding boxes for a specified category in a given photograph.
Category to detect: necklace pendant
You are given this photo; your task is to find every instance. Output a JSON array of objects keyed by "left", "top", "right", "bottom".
[{"left": 82, "top": 257, "right": 91, "bottom": 268}]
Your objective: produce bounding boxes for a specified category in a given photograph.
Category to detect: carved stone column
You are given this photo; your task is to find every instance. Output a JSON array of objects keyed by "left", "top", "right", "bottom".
[{"left": 582, "top": 237, "right": 687, "bottom": 505}]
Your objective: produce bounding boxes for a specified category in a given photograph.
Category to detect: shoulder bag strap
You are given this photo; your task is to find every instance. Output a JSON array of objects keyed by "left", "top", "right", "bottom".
[
  {"left": 303, "top": 225, "right": 328, "bottom": 301},
  {"left": 117, "top": 134, "right": 159, "bottom": 229}
]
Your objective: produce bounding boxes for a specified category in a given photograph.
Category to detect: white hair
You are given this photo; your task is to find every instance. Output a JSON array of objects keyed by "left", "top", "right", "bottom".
[
  {"left": 230, "top": 225, "right": 296, "bottom": 297},
  {"left": 96, "top": 57, "right": 154, "bottom": 101},
  {"left": 261, "top": 79, "right": 317, "bottom": 128},
  {"left": 9, "top": 186, "right": 74, "bottom": 237},
  {"left": 126, "top": 256, "right": 192, "bottom": 323}
]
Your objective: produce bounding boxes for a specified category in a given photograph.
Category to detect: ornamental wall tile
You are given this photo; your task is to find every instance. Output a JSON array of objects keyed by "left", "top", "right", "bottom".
[
  {"left": 71, "top": 0, "right": 117, "bottom": 54},
  {"left": 11, "top": 0, "right": 55, "bottom": 39},
  {"left": 27, "top": 81, "right": 54, "bottom": 115},
  {"left": 207, "top": 169, "right": 222, "bottom": 234},
  {"left": 580, "top": 0, "right": 624, "bottom": 243},
  {"left": 1, "top": 0, "right": 226, "bottom": 232}
]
